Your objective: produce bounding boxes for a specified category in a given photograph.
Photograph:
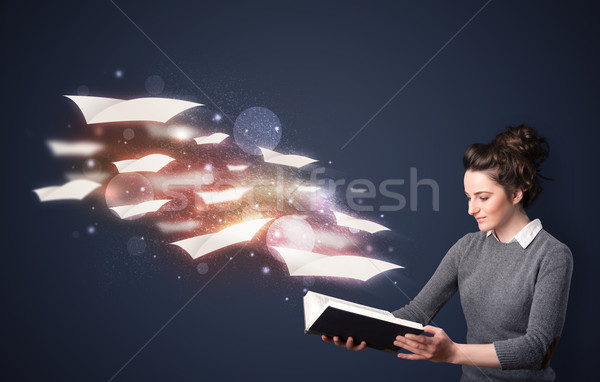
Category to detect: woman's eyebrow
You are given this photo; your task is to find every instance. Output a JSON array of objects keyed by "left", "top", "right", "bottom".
[{"left": 465, "top": 191, "right": 493, "bottom": 195}]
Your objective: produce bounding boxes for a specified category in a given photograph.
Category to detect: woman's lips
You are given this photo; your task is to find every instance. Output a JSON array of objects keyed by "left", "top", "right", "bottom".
[{"left": 476, "top": 217, "right": 486, "bottom": 223}]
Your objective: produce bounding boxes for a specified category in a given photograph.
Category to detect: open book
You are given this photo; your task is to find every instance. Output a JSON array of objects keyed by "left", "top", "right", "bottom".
[{"left": 304, "top": 291, "right": 423, "bottom": 353}]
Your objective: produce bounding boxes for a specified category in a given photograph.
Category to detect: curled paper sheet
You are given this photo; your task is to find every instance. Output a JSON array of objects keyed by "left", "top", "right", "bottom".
[
  {"left": 47, "top": 140, "right": 105, "bottom": 156},
  {"left": 226, "top": 164, "right": 249, "bottom": 172},
  {"left": 156, "top": 220, "right": 200, "bottom": 234},
  {"left": 113, "top": 154, "right": 175, "bottom": 173},
  {"left": 34, "top": 179, "right": 101, "bottom": 202},
  {"left": 349, "top": 187, "right": 368, "bottom": 193},
  {"left": 333, "top": 211, "right": 391, "bottom": 234},
  {"left": 196, "top": 187, "right": 252, "bottom": 205},
  {"left": 171, "top": 218, "right": 274, "bottom": 259},
  {"left": 269, "top": 246, "right": 403, "bottom": 282},
  {"left": 259, "top": 147, "right": 317, "bottom": 168},
  {"left": 64, "top": 95, "right": 203, "bottom": 124},
  {"left": 110, "top": 199, "right": 172, "bottom": 219},
  {"left": 193, "top": 133, "right": 230, "bottom": 145},
  {"left": 295, "top": 185, "right": 320, "bottom": 192}
]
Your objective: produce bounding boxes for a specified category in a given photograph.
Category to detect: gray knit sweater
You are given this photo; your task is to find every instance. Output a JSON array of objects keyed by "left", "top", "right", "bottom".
[{"left": 392, "top": 229, "right": 573, "bottom": 382}]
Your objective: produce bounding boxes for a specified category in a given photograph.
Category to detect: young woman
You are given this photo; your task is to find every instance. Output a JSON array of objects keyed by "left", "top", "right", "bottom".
[{"left": 322, "top": 125, "right": 573, "bottom": 381}]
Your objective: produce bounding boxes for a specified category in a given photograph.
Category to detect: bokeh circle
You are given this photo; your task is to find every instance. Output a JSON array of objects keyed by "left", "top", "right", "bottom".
[{"left": 233, "top": 107, "right": 282, "bottom": 155}]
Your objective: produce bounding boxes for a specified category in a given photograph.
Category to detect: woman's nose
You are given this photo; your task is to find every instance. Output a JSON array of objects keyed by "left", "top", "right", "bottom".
[{"left": 468, "top": 201, "right": 478, "bottom": 215}]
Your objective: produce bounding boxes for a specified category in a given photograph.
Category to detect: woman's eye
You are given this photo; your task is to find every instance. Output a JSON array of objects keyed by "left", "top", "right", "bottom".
[{"left": 480, "top": 197, "right": 488, "bottom": 201}]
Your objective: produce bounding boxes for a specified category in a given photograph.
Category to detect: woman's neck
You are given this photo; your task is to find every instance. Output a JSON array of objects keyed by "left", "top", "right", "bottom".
[{"left": 494, "top": 209, "right": 530, "bottom": 243}]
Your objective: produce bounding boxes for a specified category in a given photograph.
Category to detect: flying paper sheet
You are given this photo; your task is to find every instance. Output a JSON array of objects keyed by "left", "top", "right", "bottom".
[
  {"left": 64, "top": 95, "right": 203, "bottom": 124},
  {"left": 193, "top": 133, "right": 229, "bottom": 145},
  {"left": 113, "top": 154, "right": 175, "bottom": 173},
  {"left": 349, "top": 187, "right": 368, "bottom": 193},
  {"left": 296, "top": 185, "right": 320, "bottom": 192},
  {"left": 259, "top": 147, "right": 318, "bottom": 168},
  {"left": 171, "top": 218, "right": 274, "bottom": 259},
  {"left": 156, "top": 220, "right": 200, "bottom": 234},
  {"left": 110, "top": 199, "right": 172, "bottom": 219},
  {"left": 146, "top": 124, "right": 199, "bottom": 140},
  {"left": 196, "top": 187, "right": 252, "bottom": 205},
  {"left": 226, "top": 164, "right": 249, "bottom": 172},
  {"left": 47, "top": 140, "right": 105, "bottom": 156},
  {"left": 269, "top": 246, "right": 402, "bottom": 281},
  {"left": 333, "top": 211, "right": 391, "bottom": 234},
  {"left": 34, "top": 179, "right": 101, "bottom": 202},
  {"left": 65, "top": 172, "right": 111, "bottom": 182}
]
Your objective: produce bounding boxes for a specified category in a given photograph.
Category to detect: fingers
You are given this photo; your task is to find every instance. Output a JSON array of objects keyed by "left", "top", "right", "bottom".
[
  {"left": 345, "top": 336, "right": 355, "bottom": 350},
  {"left": 394, "top": 334, "right": 434, "bottom": 358},
  {"left": 423, "top": 325, "right": 443, "bottom": 336},
  {"left": 325, "top": 336, "right": 367, "bottom": 351},
  {"left": 396, "top": 333, "right": 433, "bottom": 348},
  {"left": 397, "top": 352, "right": 427, "bottom": 361},
  {"left": 333, "top": 336, "right": 345, "bottom": 347},
  {"left": 395, "top": 327, "right": 453, "bottom": 363},
  {"left": 395, "top": 338, "right": 426, "bottom": 354},
  {"left": 345, "top": 337, "right": 367, "bottom": 351}
]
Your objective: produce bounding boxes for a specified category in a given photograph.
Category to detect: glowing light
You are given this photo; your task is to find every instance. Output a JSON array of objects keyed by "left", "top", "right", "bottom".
[{"left": 169, "top": 125, "right": 195, "bottom": 140}]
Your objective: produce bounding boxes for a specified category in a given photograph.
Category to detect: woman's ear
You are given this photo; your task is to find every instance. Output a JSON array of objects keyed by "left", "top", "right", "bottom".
[{"left": 512, "top": 189, "right": 524, "bottom": 205}]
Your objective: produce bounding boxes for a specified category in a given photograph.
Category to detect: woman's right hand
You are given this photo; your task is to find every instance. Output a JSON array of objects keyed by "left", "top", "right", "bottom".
[{"left": 321, "top": 335, "right": 367, "bottom": 351}]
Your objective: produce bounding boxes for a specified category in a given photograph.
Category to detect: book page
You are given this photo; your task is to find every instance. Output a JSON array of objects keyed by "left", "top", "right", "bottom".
[
  {"left": 304, "top": 291, "right": 423, "bottom": 331},
  {"left": 304, "top": 291, "right": 330, "bottom": 329},
  {"left": 324, "top": 294, "right": 393, "bottom": 317},
  {"left": 328, "top": 300, "right": 422, "bottom": 330}
]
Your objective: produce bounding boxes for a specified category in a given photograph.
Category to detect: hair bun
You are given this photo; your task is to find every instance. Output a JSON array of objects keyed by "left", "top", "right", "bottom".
[
  {"left": 463, "top": 124, "right": 550, "bottom": 208},
  {"left": 493, "top": 125, "right": 549, "bottom": 168}
]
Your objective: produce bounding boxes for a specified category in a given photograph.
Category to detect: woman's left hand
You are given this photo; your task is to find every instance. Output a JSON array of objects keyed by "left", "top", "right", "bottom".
[{"left": 393, "top": 325, "right": 458, "bottom": 363}]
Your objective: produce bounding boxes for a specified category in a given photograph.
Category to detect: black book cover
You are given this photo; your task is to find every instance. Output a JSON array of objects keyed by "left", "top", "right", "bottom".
[{"left": 307, "top": 306, "right": 424, "bottom": 353}]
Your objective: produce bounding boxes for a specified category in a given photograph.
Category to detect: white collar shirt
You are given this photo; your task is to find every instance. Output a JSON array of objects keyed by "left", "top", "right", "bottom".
[{"left": 486, "top": 218, "right": 543, "bottom": 249}]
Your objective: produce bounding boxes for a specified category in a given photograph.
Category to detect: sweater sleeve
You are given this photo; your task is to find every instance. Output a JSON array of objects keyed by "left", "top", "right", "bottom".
[
  {"left": 391, "top": 234, "right": 467, "bottom": 324},
  {"left": 493, "top": 243, "right": 573, "bottom": 370}
]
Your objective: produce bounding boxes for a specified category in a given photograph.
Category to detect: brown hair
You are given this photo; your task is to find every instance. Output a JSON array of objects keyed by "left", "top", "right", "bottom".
[{"left": 463, "top": 125, "right": 550, "bottom": 208}]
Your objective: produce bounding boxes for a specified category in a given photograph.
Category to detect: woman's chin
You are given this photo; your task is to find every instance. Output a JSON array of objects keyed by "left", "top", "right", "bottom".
[{"left": 476, "top": 222, "right": 489, "bottom": 231}]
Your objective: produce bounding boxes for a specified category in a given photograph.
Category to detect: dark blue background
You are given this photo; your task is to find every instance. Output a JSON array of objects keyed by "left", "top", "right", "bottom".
[{"left": 2, "top": 1, "right": 598, "bottom": 380}]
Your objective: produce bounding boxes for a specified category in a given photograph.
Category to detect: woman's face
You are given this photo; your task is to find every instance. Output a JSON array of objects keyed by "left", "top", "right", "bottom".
[{"left": 463, "top": 170, "right": 520, "bottom": 232}]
